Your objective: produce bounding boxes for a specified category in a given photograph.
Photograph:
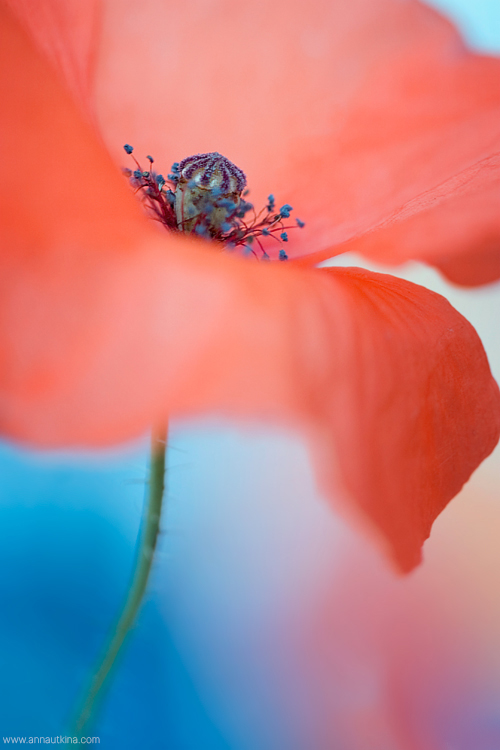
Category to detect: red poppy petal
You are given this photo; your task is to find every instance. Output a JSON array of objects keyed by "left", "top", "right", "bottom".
[
  {"left": 1, "top": 5, "right": 499, "bottom": 571},
  {"left": 430, "top": 237, "right": 500, "bottom": 287},
  {"left": 10, "top": 0, "right": 499, "bottom": 282},
  {"left": 310, "top": 267, "right": 500, "bottom": 571},
  {"left": 299, "top": 151, "right": 500, "bottom": 287},
  {"left": 4, "top": 0, "right": 99, "bottom": 112}
]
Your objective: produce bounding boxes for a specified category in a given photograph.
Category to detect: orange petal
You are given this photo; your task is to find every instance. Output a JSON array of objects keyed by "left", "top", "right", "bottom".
[
  {"left": 1, "top": 5, "right": 499, "bottom": 571},
  {"left": 301, "top": 151, "right": 500, "bottom": 287},
  {"left": 10, "top": 0, "right": 499, "bottom": 283},
  {"left": 4, "top": 0, "right": 99, "bottom": 113}
]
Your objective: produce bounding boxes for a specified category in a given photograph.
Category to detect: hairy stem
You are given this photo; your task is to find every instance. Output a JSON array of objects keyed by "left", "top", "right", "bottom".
[{"left": 72, "top": 423, "right": 168, "bottom": 736}]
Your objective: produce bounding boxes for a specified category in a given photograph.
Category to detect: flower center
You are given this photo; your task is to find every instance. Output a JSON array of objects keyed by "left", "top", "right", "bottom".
[
  {"left": 123, "top": 145, "right": 304, "bottom": 261},
  {"left": 174, "top": 152, "right": 246, "bottom": 236}
]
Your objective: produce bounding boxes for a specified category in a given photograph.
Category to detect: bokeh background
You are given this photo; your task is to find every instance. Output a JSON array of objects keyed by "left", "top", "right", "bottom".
[{"left": 1, "top": 1, "right": 499, "bottom": 747}]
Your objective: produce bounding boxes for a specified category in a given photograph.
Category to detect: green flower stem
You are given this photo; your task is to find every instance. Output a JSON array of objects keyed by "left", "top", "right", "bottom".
[{"left": 72, "top": 422, "right": 168, "bottom": 737}]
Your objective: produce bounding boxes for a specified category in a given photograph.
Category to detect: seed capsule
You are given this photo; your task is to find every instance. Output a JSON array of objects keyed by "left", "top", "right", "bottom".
[{"left": 174, "top": 152, "right": 247, "bottom": 236}]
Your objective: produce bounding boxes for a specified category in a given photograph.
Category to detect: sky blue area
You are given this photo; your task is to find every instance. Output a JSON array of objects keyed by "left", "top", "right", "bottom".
[
  {"left": 1, "top": 2, "right": 498, "bottom": 748},
  {"left": 0, "top": 441, "right": 231, "bottom": 747},
  {"left": 427, "top": 0, "right": 500, "bottom": 52}
]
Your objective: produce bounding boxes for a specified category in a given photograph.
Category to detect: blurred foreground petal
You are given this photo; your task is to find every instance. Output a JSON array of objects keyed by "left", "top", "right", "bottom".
[
  {"left": 4, "top": 0, "right": 99, "bottom": 111},
  {"left": 1, "top": 5, "right": 499, "bottom": 570}
]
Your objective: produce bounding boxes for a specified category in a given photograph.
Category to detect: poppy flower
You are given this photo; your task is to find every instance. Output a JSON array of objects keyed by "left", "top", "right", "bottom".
[{"left": 1, "top": 0, "right": 499, "bottom": 572}]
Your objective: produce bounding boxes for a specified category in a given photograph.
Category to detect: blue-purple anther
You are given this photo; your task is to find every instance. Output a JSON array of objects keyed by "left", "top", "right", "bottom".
[{"left": 123, "top": 145, "right": 305, "bottom": 261}]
